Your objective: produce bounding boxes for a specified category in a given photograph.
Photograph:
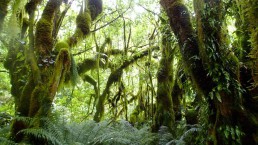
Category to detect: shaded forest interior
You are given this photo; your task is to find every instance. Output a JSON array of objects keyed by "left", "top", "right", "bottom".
[{"left": 0, "top": 0, "right": 257, "bottom": 144}]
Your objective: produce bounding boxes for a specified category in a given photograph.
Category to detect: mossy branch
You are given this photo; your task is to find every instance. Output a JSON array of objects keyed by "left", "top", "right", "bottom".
[
  {"left": 49, "top": 48, "right": 71, "bottom": 98},
  {"left": 35, "top": 0, "right": 62, "bottom": 56},
  {"left": 94, "top": 46, "right": 159, "bottom": 122},
  {"left": 29, "top": 48, "right": 71, "bottom": 117},
  {"left": 68, "top": 0, "right": 103, "bottom": 47},
  {"left": 27, "top": 9, "right": 41, "bottom": 84},
  {"left": 83, "top": 74, "right": 98, "bottom": 98},
  {"left": 52, "top": 2, "right": 73, "bottom": 41},
  {"left": 77, "top": 58, "right": 105, "bottom": 75}
]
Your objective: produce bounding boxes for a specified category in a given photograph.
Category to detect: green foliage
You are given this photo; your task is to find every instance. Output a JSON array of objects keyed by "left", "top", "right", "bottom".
[
  {"left": 65, "top": 120, "right": 157, "bottom": 145},
  {"left": 1, "top": 118, "right": 157, "bottom": 145},
  {"left": 217, "top": 125, "right": 244, "bottom": 144},
  {"left": 158, "top": 123, "right": 204, "bottom": 145}
]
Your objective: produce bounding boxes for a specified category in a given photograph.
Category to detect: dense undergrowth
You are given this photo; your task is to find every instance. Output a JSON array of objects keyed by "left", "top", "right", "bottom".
[{"left": 0, "top": 116, "right": 204, "bottom": 145}]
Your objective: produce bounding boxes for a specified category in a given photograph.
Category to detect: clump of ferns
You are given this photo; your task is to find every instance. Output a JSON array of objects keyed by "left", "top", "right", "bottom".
[
  {"left": 64, "top": 120, "right": 157, "bottom": 145},
  {"left": 0, "top": 125, "right": 16, "bottom": 145},
  {"left": 158, "top": 123, "right": 203, "bottom": 145},
  {"left": 6, "top": 116, "right": 67, "bottom": 145}
]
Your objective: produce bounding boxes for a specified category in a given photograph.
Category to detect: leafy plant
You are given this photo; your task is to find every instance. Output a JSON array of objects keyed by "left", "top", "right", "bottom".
[{"left": 158, "top": 123, "right": 203, "bottom": 145}]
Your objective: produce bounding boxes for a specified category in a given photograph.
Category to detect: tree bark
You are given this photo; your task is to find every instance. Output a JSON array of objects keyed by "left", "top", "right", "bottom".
[
  {"left": 152, "top": 24, "right": 175, "bottom": 132},
  {"left": 160, "top": 0, "right": 258, "bottom": 144}
]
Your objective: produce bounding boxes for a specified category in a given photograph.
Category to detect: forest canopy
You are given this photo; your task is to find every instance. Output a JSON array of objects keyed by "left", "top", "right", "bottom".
[{"left": 0, "top": 0, "right": 257, "bottom": 144}]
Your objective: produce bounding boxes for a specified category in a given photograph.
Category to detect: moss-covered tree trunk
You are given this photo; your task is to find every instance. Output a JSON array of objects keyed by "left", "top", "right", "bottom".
[
  {"left": 160, "top": 0, "right": 258, "bottom": 144},
  {"left": 3, "top": 0, "right": 103, "bottom": 143},
  {"left": 234, "top": 0, "right": 258, "bottom": 144},
  {"left": 152, "top": 24, "right": 175, "bottom": 132}
]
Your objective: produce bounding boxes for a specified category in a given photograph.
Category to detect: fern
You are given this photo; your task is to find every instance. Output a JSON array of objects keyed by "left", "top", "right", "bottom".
[
  {"left": 179, "top": 127, "right": 201, "bottom": 141},
  {"left": 41, "top": 118, "right": 65, "bottom": 144},
  {"left": 3, "top": 117, "right": 157, "bottom": 145},
  {"left": 63, "top": 120, "right": 157, "bottom": 145},
  {"left": 13, "top": 116, "right": 33, "bottom": 126},
  {"left": 11, "top": 117, "right": 66, "bottom": 145},
  {"left": 0, "top": 137, "right": 18, "bottom": 145},
  {"left": 19, "top": 128, "right": 63, "bottom": 145},
  {"left": 159, "top": 124, "right": 202, "bottom": 145}
]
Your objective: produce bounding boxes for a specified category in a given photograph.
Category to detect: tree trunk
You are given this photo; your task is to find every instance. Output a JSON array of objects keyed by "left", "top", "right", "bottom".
[
  {"left": 160, "top": 0, "right": 258, "bottom": 144},
  {"left": 4, "top": 0, "right": 103, "bottom": 143},
  {"left": 152, "top": 24, "right": 175, "bottom": 132}
]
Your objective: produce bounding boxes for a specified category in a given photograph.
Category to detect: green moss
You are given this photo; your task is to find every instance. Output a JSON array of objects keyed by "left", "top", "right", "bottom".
[
  {"left": 18, "top": 78, "right": 35, "bottom": 116},
  {"left": 35, "top": 0, "right": 62, "bottom": 55},
  {"left": 41, "top": 0, "right": 62, "bottom": 21},
  {"left": 55, "top": 41, "right": 69, "bottom": 52},
  {"left": 29, "top": 85, "right": 47, "bottom": 117},
  {"left": 76, "top": 11, "right": 92, "bottom": 36},
  {"left": 67, "top": 10, "right": 92, "bottom": 47},
  {"left": 52, "top": 48, "right": 71, "bottom": 90},
  {"left": 68, "top": 29, "right": 84, "bottom": 47},
  {"left": 35, "top": 18, "right": 53, "bottom": 55}
]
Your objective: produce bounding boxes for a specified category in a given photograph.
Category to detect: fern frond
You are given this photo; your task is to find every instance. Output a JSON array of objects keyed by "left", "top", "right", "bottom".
[
  {"left": 41, "top": 118, "right": 65, "bottom": 144},
  {"left": 13, "top": 116, "right": 33, "bottom": 126},
  {"left": 0, "top": 137, "right": 18, "bottom": 145},
  {"left": 19, "top": 128, "right": 63, "bottom": 145},
  {"left": 179, "top": 127, "right": 201, "bottom": 141},
  {"left": 165, "top": 139, "right": 185, "bottom": 145}
]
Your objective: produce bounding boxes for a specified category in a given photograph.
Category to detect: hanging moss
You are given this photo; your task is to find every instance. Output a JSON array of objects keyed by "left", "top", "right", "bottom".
[
  {"left": 76, "top": 11, "right": 92, "bottom": 35},
  {"left": 67, "top": 10, "right": 92, "bottom": 47},
  {"left": 68, "top": 0, "right": 102, "bottom": 47},
  {"left": 0, "top": 0, "right": 11, "bottom": 31},
  {"left": 69, "top": 55, "right": 79, "bottom": 86},
  {"left": 94, "top": 47, "right": 159, "bottom": 122}
]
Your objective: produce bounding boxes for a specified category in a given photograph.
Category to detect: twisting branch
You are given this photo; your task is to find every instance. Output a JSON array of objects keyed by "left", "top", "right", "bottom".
[
  {"left": 77, "top": 58, "right": 105, "bottom": 75},
  {"left": 94, "top": 46, "right": 159, "bottom": 122},
  {"left": 91, "top": 9, "right": 129, "bottom": 32},
  {"left": 52, "top": 0, "right": 74, "bottom": 41}
]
